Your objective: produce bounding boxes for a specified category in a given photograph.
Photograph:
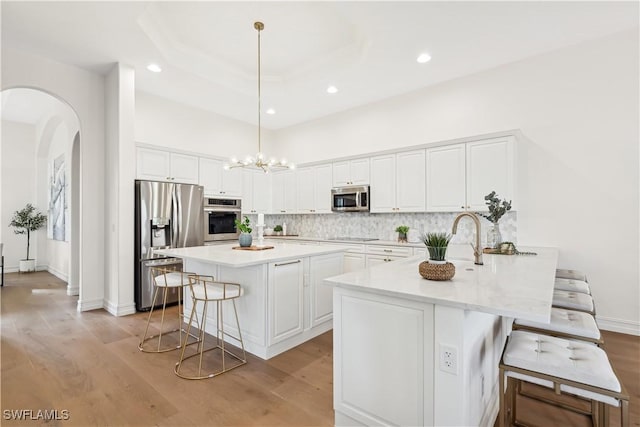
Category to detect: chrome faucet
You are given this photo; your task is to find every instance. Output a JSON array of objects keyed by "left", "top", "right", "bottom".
[{"left": 451, "top": 212, "right": 483, "bottom": 265}]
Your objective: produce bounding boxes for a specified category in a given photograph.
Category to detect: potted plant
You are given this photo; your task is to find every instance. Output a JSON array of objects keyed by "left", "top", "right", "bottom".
[
  {"left": 395, "top": 225, "right": 409, "bottom": 243},
  {"left": 9, "top": 203, "right": 47, "bottom": 272},
  {"left": 273, "top": 225, "right": 283, "bottom": 236},
  {"left": 235, "top": 216, "right": 253, "bottom": 247},
  {"left": 418, "top": 232, "right": 455, "bottom": 281},
  {"left": 478, "top": 191, "right": 512, "bottom": 248}
]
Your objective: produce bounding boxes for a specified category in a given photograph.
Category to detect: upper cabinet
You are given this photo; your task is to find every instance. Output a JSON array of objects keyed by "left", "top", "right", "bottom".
[
  {"left": 426, "top": 136, "right": 515, "bottom": 212},
  {"left": 272, "top": 170, "right": 297, "bottom": 214},
  {"left": 297, "top": 164, "right": 333, "bottom": 214},
  {"left": 137, "top": 148, "right": 199, "bottom": 184},
  {"left": 370, "top": 150, "right": 426, "bottom": 213},
  {"left": 199, "top": 158, "right": 242, "bottom": 197},
  {"left": 332, "top": 158, "right": 370, "bottom": 187},
  {"left": 242, "top": 170, "right": 272, "bottom": 214}
]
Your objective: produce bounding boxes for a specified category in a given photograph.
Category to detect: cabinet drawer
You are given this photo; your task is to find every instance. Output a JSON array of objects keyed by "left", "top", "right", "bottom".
[{"left": 366, "top": 245, "right": 412, "bottom": 257}]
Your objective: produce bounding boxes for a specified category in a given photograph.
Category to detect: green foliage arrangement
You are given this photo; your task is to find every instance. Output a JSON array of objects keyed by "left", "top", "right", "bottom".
[
  {"left": 395, "top": 225, "right": 409, "bottom": 234},
  {"left": 9, "top": 204, "right": 47, "bottom": 260},
  {"left": 479, "top": 191, "right": 512, "bottom": 224},
  {"left": 422, "top": 232, "right": 452, "bottom": 261},
  {"left": 234, "top": 216, "right": 252, "bottom": 234},
  {"left": 273, "top": 225, "right": 283, "bottom": 232}
]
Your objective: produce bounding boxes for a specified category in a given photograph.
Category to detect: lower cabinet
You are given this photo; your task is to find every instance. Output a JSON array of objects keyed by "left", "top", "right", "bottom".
[
  {"left": 268, "top": 259, "right": 304, "bottom": 345},
  {"left": 366, "top": 254, "right": 404, "bottom": 267},
  {"left": 309, "top": 253, "right": 344, "bottom": 328},
  {"left": 344, "top": 253, "right": 366, "bottom": 272}
]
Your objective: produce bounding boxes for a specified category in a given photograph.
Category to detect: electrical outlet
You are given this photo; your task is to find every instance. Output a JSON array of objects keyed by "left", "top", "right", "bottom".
[{"left": 439, "top": 344, "right": 458, "bottom": 375}]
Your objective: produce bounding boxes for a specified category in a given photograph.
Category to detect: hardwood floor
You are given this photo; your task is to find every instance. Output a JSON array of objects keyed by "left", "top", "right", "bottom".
[{"left": 1, "top": 272, "right": 638, "bottom": 426}]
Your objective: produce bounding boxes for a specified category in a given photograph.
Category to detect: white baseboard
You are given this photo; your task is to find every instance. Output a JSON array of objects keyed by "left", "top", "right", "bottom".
[
  {"left": 66, "top": 286, "right": 79, "bottom": 296},
  {"left": 597, "top": 315, "right": 640, "bottom": 336},
  {"left": 77, "top": 298, "right": 103, "bottom": 312},
  {"left": 47, "top": 266, "right": 69, "bottom": 282},
  {"left": 104, "top": 300, "right": 137, "bottom": 317}
]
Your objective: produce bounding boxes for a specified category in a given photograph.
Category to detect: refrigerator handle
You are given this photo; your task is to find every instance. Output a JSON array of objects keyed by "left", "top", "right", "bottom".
[{"left": 172, "top": 190, "right": 179, "bottom": 247}]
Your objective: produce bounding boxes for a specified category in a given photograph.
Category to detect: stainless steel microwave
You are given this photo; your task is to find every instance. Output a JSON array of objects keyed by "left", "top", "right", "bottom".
[{"left": 331, "top": 186, "right": 370, "bottom": 212}]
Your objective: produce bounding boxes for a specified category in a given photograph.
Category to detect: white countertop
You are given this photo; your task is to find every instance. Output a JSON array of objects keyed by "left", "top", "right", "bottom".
[
  {"left": 155, "top": 241, "right": 349, "bottom": 268},
  {"left": 325, "top": 246, "right": 558, "bottom": 323}
]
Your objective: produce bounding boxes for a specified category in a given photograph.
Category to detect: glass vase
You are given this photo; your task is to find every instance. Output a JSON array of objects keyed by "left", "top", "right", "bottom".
[{"left": 486, "top": 223, "right": 503, "bottom": 249}]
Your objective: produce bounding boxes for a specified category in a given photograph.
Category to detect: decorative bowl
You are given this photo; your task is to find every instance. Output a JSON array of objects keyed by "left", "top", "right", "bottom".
[{"left": 419, "top": 261, "right": 455, "bottom": 281}]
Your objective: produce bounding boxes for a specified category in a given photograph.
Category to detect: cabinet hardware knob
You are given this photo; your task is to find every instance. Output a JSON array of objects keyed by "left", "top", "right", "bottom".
[
  {"left": 461, "top": 206, "right": 465, "bottom": 209},
  {"left": 384, "top": 249, "right": 392, "bottom": 253}
]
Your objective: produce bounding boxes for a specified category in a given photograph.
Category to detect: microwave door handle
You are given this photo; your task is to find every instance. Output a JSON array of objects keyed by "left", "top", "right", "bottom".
[{"left": 356, "top": 191, "right": 362, "bottom": 208}]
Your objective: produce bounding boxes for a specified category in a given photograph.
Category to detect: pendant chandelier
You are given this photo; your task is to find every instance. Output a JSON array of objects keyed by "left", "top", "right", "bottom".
[{"left": 225, "top": 22, "right": 294, "bottom": 173}]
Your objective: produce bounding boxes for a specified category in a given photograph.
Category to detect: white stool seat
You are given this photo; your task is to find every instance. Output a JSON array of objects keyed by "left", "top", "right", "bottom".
[
  {"left": 554, "top": 277, "right": 591, "bottom": 295},
  {"left": 503, "top": 331, "right": 621, "bottom": 403},
  {"left": 191, "top": 283, "right": 244, "bottom": 300},
  {"left": 514, "top": 308, "right": 601, "bottom": 341},
  {"left": 553, "top": 290, "right": 594, "bottom": 313},
  {"left": 556, "top": 268, "right": 588, "bottom": 282},
  {"left": 154, "top": 271, "right": 190, "bottom": 288}
]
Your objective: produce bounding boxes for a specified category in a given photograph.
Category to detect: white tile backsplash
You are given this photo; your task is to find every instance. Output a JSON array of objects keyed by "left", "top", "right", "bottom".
[{"left": 247, "top": 211, "right": 517, "bottom": 245}]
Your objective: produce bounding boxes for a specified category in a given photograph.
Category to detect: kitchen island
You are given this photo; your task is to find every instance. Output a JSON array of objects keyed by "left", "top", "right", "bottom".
[
  {"left": 325, "top": 247, "right": 558, "bottom": 427},
  {"left": 156, "top": 241, "right": 347, "bottom": 359}
]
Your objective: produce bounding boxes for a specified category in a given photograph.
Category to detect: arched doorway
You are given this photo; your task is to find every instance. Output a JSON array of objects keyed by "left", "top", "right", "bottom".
[{"left": 1, "top": 87, "right": 82, "bottom": 299}]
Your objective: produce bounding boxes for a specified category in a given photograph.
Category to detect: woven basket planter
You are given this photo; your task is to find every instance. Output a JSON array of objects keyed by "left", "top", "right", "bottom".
[{"left": 419, "top": 261, "right": 455, "bottom": 281}]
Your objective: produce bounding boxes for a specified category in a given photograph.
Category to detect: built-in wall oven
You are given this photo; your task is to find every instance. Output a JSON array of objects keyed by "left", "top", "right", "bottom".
[{"left": 204, "top": 198, "right": 241, "bottom": 241}]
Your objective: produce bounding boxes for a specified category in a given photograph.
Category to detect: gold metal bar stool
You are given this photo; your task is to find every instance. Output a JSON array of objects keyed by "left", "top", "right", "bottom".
[
  {"left": 499, "top": 330, "right": 629, "bottom": 427},
  {"left": 175, "top": 274, "right": 247, "bottom": 380},
  {"left": 138, "top": 267, "right": 200, "bottom": 353}
]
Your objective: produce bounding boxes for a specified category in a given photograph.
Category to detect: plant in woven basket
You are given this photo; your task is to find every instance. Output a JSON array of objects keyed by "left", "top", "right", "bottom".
[{"left": 422, "top": 232, "right": 452, "bottom": 262}]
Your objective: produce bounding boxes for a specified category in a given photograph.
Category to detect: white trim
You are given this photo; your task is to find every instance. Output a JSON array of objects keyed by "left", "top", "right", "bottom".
[
  {"left": 104, "top": 300, "right": 137, "bottom": 317},
  {"left": 76, "top": 298, "right": 103, "bottom": 312},
  {"left": 47, "top": 265, "right": 69, "bottom": 282},
  {"left": 4, "top": 265, "right": 48, "bottom": 273},
  {"left": 66, "top": 286, "right": 79, "bottom": 296},
  {"left": 596, "top": 315, "right": 640, "bottom": 336}
]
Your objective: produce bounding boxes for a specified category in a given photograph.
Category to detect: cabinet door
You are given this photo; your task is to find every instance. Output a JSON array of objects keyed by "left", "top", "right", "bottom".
[
  {"left": 370, "top": 155, "right": 396, "bottom": 213},
  {"left": 242, "top": 170, "right": 255, "bottom": 213},
  {"left": 350, "top": 158, "right": 370, "bottom": 185},
  {"left": 466, "top": 137, "right": 515, "bottom": 211},
  {"left": 314, "top": 164, "right": 333, "bottom": 213},
  {"left": 137, "top": 148, "right": 171, "bottom": 181},
  {"left": 309, "top": 253, "right": 343, "bottom": 327},
  {"left": 396, "top": 150, "right": 425, "bottom": 212},
  {"left": 221, "top": 167, "right": 243, "bottom": 197},
  {"left": 333, "top": 161, "right": 351, "bottom": 187},
  {"left": 366, "top": 254, "right": 403, "bottom": 267},
  {"left": 343, "top": 253, "right": 366, "bottom": 273},
  {"left": 170, "top": 153, "right": 199, "bottom": 184},
  {"left": 199, "top": 158, "right": 223, "bottom": 196},
  {"left": 282, "top": 171, "right": 297, "bottom": 213},
  {"left": 252, "top": 171, "right": 272, "bottom": 213},
  {"left": 426, "top": 144, "right": 466, "bottom": 212},
  {"left": 269, "top": 259, "right": 304, "bottom": 345},
  {"left": 296, "top": 167, "right": 315, "bottom": 213},
  {"left": 272, "top": 172, "right": 286, "bottom": 213}
]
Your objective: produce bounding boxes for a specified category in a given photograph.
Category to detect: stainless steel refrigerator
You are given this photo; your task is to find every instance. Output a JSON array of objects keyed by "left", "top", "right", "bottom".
[{"left": 134, "top": 180, "right": 204, "bottom": 311}]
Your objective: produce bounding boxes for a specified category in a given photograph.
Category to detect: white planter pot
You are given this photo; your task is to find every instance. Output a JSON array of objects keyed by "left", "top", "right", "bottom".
[{"left": 19, "top": 259, "right": 36, "bottom": 272}]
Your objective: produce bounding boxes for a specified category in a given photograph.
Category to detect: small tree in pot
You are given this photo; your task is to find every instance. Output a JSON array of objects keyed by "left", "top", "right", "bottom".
[{"left": 9, "top": 204, "right": 47, "bottom": 272}]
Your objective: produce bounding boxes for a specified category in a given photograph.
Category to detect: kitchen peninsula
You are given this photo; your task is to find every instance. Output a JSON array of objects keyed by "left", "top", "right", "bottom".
[
  {"left": 325, "top": 247, "right": 558, "bottom": 427},
  {"left": 155, "top": 241, "right": 346, "bottom": 359}
]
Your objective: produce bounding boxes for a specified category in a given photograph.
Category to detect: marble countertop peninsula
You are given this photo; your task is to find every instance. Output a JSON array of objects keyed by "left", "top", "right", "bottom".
[{"left": 325, "top": 246, "right": 558, "bottom": 322}]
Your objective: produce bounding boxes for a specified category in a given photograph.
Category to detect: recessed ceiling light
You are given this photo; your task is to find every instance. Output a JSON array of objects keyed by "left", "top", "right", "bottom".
[
  {"left": 266, "top": 108, "right": 276, "bottom": 115},
  {"left": 147, "top": 63, "right": 162, "bottom": 73},
  {"left": 327, "top": 85, "right": 338, "bottom": 94},
  {"left": 416, "top": 53, "right": 432, "bottom": 64}
]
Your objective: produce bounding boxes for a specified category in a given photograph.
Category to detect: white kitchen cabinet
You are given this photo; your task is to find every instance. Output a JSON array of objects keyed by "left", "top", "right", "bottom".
[
  {"left": 296, "top": 164, "right": 333, "bottom": 214},
  {"left": 137, "top": 148, "right": 199, "bottom": 184},
  {"left": 343, "top": 253, "right": 366, "bottom": 273},
  {"left": 426, "top": 144, "right": 466, "bottom": 212},
  {"left": 371, "top": 150, "right": 425, "bottom": 213},
  {"left": 268, "top": 258, "right": 304, "bottom": 345},
  {"left": 333, "top": 158, "right": 370, "bottom": 186},
  {"left": 242, "top": 169, "right": 272, "bottom": 214},
  {"left": 309, "top": 253, "right": 344, "bottom": 328},
  {"left": 365, "top": 254, "right": 404, "bottom": 267},
  {"left": 466, "top": 137, "right": 515, "bottom": 211},
  {"left": 272, "top": 170, "right": 297, "bottom": 214},
  {"left": 426, "top": 137, "right": 515, "bottom": 212},
  {"left": 199, "top": 157, "right": 242, "bottom": 197}
]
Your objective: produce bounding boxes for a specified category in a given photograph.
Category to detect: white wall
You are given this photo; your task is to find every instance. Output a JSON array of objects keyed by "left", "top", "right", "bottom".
[
  {"left": 135, "top": 91, "right": 276, "bottom": 158},
  {"left": 2, "top": 47, "right": 106, "bottom": 311},
  {"left": 0, "top": 120, "right": 39, "bottom": 269},
  {"left": 276, "top": 30, "right": 640, "bottom": 333}
]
